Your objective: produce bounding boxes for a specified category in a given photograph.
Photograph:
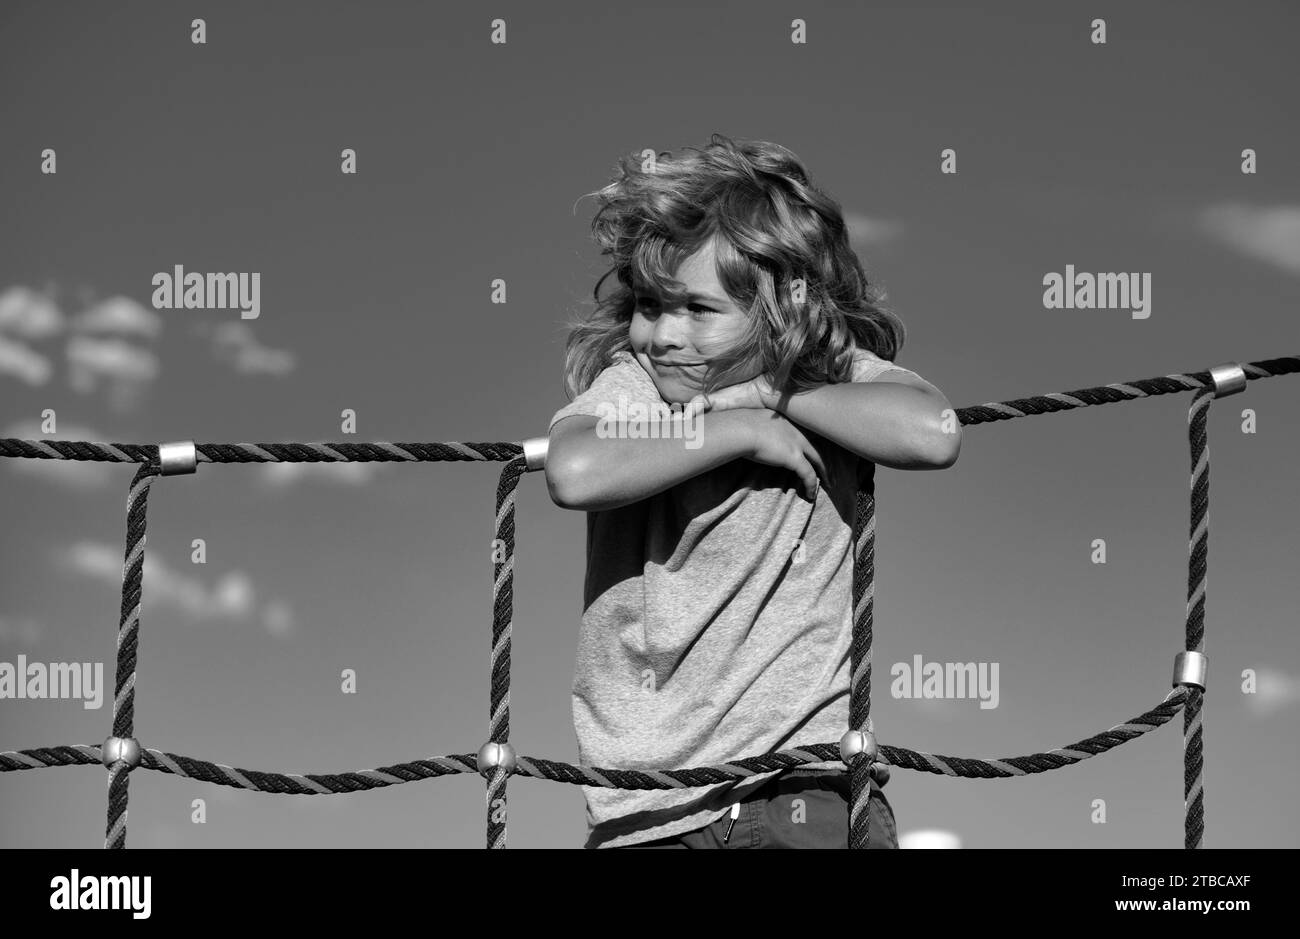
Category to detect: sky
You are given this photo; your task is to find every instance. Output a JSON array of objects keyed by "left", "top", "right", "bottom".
[{"left": 1, "top": 0, "right": 1297, "bottom": 849}]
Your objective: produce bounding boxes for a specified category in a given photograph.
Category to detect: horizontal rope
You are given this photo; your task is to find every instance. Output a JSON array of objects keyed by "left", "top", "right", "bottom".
[
  {"left": 0, "top": 440, "right": 523, "bottom": 464},
  {"left": 951, "top": 355, "right": 1295, "bottom": 425},
  {"left": 0, "top": 687, "right": 1190, "bottom": 792},
  {"left": 0, "top": 355, "right": 1294, "bottom": 467}
]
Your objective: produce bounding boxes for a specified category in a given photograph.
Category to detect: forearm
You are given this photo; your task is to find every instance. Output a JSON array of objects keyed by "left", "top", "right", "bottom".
[
  {"left": 549, "top": 409, "right": 753, "bottom": 511},
  {"left": 774, "top": 382, "right": 959, "bottom": 470}
]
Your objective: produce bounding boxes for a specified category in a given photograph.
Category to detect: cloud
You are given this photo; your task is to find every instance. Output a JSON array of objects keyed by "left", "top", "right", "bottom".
[
  {"left": 1, "top": 419, "right": 121, "bottom": 492},
  {"left": 1244, "top": 667, "right": 1300, "bottom": 718},
  {"left": 843, "top": 211, "right": 904, "bottom": 248},
  {"left": 69, "top": 295, "right": 163, "bottom": 339},
  {"left": 1, "top": 284, "right": 295, "bottom": 420},
  {"left": 192, "top": 321, "right": 295, "bottom": 376},
  {"left": 1197, "top": 203, "right": 1300, "bottom": 277},
  {"left": 0, "top": 291, "right": 164, "bottom": 411},
  {"left": 65, "top": 335, "right": 159, "bottom": 412},
  {"left": 0, "top": 334, "right": 54, "bottom": 386},
  {"left": 0, "top": 286, "right": 65, "bottom": 339},
  {"left": 254, "top": 460, "right": 386, "bottom": 488},
  {"left": 54, "top": 540, "right": 295, "bottom": 639},
  {"left": 899, "top": 828, "right": 962, "bottom": 848},
  {"left": 0, "top": 286, "right": 61, "bottom": 385},
  {"left": 261, "top": 599, "right": 295, "bottom": 639}
]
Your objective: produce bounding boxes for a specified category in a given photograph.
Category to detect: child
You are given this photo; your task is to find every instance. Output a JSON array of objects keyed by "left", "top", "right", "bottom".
[{"left": 546, "top": 134, "right": 960, "bottom": 848}]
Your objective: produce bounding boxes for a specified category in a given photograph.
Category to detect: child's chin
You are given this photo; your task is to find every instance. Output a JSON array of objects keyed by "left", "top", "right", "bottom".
[
  {"left": 650, "top": 377, "right": 697, "bottom": 405},
  {"left": 657, "top": 387, "right": 700, "bottom": 408}
]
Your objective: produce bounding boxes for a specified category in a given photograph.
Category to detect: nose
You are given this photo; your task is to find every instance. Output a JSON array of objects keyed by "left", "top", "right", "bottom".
[{"left": 650, "top": 310, "right": 690, "bottom": 353}]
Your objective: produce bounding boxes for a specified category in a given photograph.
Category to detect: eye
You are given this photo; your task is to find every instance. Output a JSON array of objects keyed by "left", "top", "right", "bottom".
[{"left": 635, "top": 295, "right": 719, "bottom": 315}]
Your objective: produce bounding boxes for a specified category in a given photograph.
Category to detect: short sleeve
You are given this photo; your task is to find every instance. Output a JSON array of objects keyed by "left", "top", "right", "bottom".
[
  {"left": 849, "top": 348, "right": 921, "bottom": 385},
  {"left": 549, "top": 351, "right": 665, "bottom": 433},
  {"left": 847, "top": 349, "right": 932, "bottom": 488}
]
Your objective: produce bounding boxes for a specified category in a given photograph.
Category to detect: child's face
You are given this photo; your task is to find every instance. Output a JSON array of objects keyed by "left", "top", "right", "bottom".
[{"left": 628, "top": 239, "right": 759, "bottom": 404}]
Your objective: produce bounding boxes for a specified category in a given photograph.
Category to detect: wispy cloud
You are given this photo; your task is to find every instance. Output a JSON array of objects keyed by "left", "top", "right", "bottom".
[
  {"left": 899, "top": 828, "right": 962, "bottom": 848},
  {"left": 192, "top": 321, "right": 296, "bottom": 376},
  {"left": 65, "top": 334, "right": 159, "bottom": 412},
  {"left": 0, "top": 334, "right": 54, "bottom": 386},
  {"left": 255, "top": 460, "right": 385, "bottom": 488},
  {"left": 70, "top": 295, "right": 163, "bottom": 339},
  {"left": 0, "top": 285, "right": 297, "bottom": 416},
  {"left": 54, "top": 540, "right": 295, "bottom": 639},
  {"left": 0, "top": 286, "right": 61, "bottom": 385},
  {"left": 1197, "top": 203, "right": 1300, "bottom": 277},
  {"left": 0, "top": 286, "right": 65, "bottom": 339},
  {"left": 60, "top": 294, "right": 164, "bottom": 413},
  {"left": 1244, "top": 666, "right": 1300, "bottom": 717},
  {"left": 0, "top": 289, "right": 162, "bottom": 411}
]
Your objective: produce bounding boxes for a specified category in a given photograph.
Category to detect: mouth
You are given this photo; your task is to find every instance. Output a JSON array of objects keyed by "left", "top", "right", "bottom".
[{"left": 651, "top": 358, "right": 700, "bottom": 369}]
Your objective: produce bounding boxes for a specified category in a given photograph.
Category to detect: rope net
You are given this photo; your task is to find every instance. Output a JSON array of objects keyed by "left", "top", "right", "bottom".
[{"left": 2, "top": 354, "right": 1296, "bottom": 849}]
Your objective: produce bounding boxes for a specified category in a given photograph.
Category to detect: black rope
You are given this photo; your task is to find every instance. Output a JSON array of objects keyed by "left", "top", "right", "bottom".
[
  {"left": 0, "top": 439, "right": 524, "bottom": 464},
  {"left": 1183, "top": 387, "right": 1211, "bottom": 848},
  {"left": 486, "top": 456, "right": 528, "bottom": 848},
  {"left": 104, "top": 463, "right": 156, "bottom": 849},
  {"left": 0, "top": 687, "right": 1190, "bottom": 790}
]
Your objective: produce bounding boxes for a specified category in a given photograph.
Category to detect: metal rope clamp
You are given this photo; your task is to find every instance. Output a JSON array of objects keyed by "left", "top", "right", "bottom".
[
  {"left": 101, "top": 736, "right": 143, "bottom": 769},
  {"left": 1172, "top": 650, "right": 1207, "bottom": 693},
  {"left": 1209, "top": 363, "right": 1247, "bottom": 398},
  {"left": 157, "top": 440, "right": 198, "bottom": 476},
  {"left": 477, "top": 741, "right": 517, "bottom": 778},
  {"left": 521, "top": 437, "right": 548, "bottom": 472},
  {"left": 840, "top": 729, "right": 889, "bottom": 785}
]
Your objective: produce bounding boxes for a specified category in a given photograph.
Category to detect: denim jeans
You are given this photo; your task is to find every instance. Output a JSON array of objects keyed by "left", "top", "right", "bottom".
[{"left": 618, "top": 769, "right": 898, "bottom": 849}]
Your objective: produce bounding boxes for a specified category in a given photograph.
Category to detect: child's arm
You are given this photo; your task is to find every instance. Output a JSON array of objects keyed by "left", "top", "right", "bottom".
[
  {"left": 769, "top": 372, "right": 960, "bottom": 471},
  {"left": 546, "top": 409, "right": 760, "bottom": 512}
]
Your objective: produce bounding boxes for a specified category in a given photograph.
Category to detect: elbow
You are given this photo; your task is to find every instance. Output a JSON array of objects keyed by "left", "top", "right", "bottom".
[
  {"left": 545, "top": 454, "right": 590, "bottom": 510},
  {"left": 545, "top": 460, "right": 577, "bottom": 509},
  {"left": 898, "top": 396, "right": 961, "bottom": 470},
  {"left": 924, "top": 421, "right": 962, "bottom": 469}
]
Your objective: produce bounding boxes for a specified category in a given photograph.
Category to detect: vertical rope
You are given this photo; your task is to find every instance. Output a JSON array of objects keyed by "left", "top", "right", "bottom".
[
  {"left": 486, "top": 456, "right": 527, "bottom": 848},
  {"left": 1184, "top": 387, "right": 1212, "bottom": 848},
  {"left": 106, "top": 462, "right": 158, "bottom": 849},
  {"left": 848, "top": 467, "right": 877, "bottom": 848}
]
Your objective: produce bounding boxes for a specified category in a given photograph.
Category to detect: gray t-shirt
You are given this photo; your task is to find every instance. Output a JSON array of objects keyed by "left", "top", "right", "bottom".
[{"left": 549, "top": 348, "right": 921, "bottom": 847}]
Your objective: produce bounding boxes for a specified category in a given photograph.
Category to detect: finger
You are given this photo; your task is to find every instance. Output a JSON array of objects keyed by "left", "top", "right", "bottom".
[
  {"left": 796, "top": 456, "right": 818, "bottom": 501},
  {"left": 684, "top": 394, "right": 708, "bottom": 422},
  {"left": 692, "top": 391, "right": 720, "bottom": 413},
  {"left": 802, "top": 440, "right": 830, "bottom": 491}
]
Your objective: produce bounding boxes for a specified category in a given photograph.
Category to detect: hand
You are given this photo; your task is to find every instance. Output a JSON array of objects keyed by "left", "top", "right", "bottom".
[
  {"left": 733, "top": 409, "right": 828, "bottom": 501},
  {"left": 686, "top": 373, "right": 780, "bottom": 416}
]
